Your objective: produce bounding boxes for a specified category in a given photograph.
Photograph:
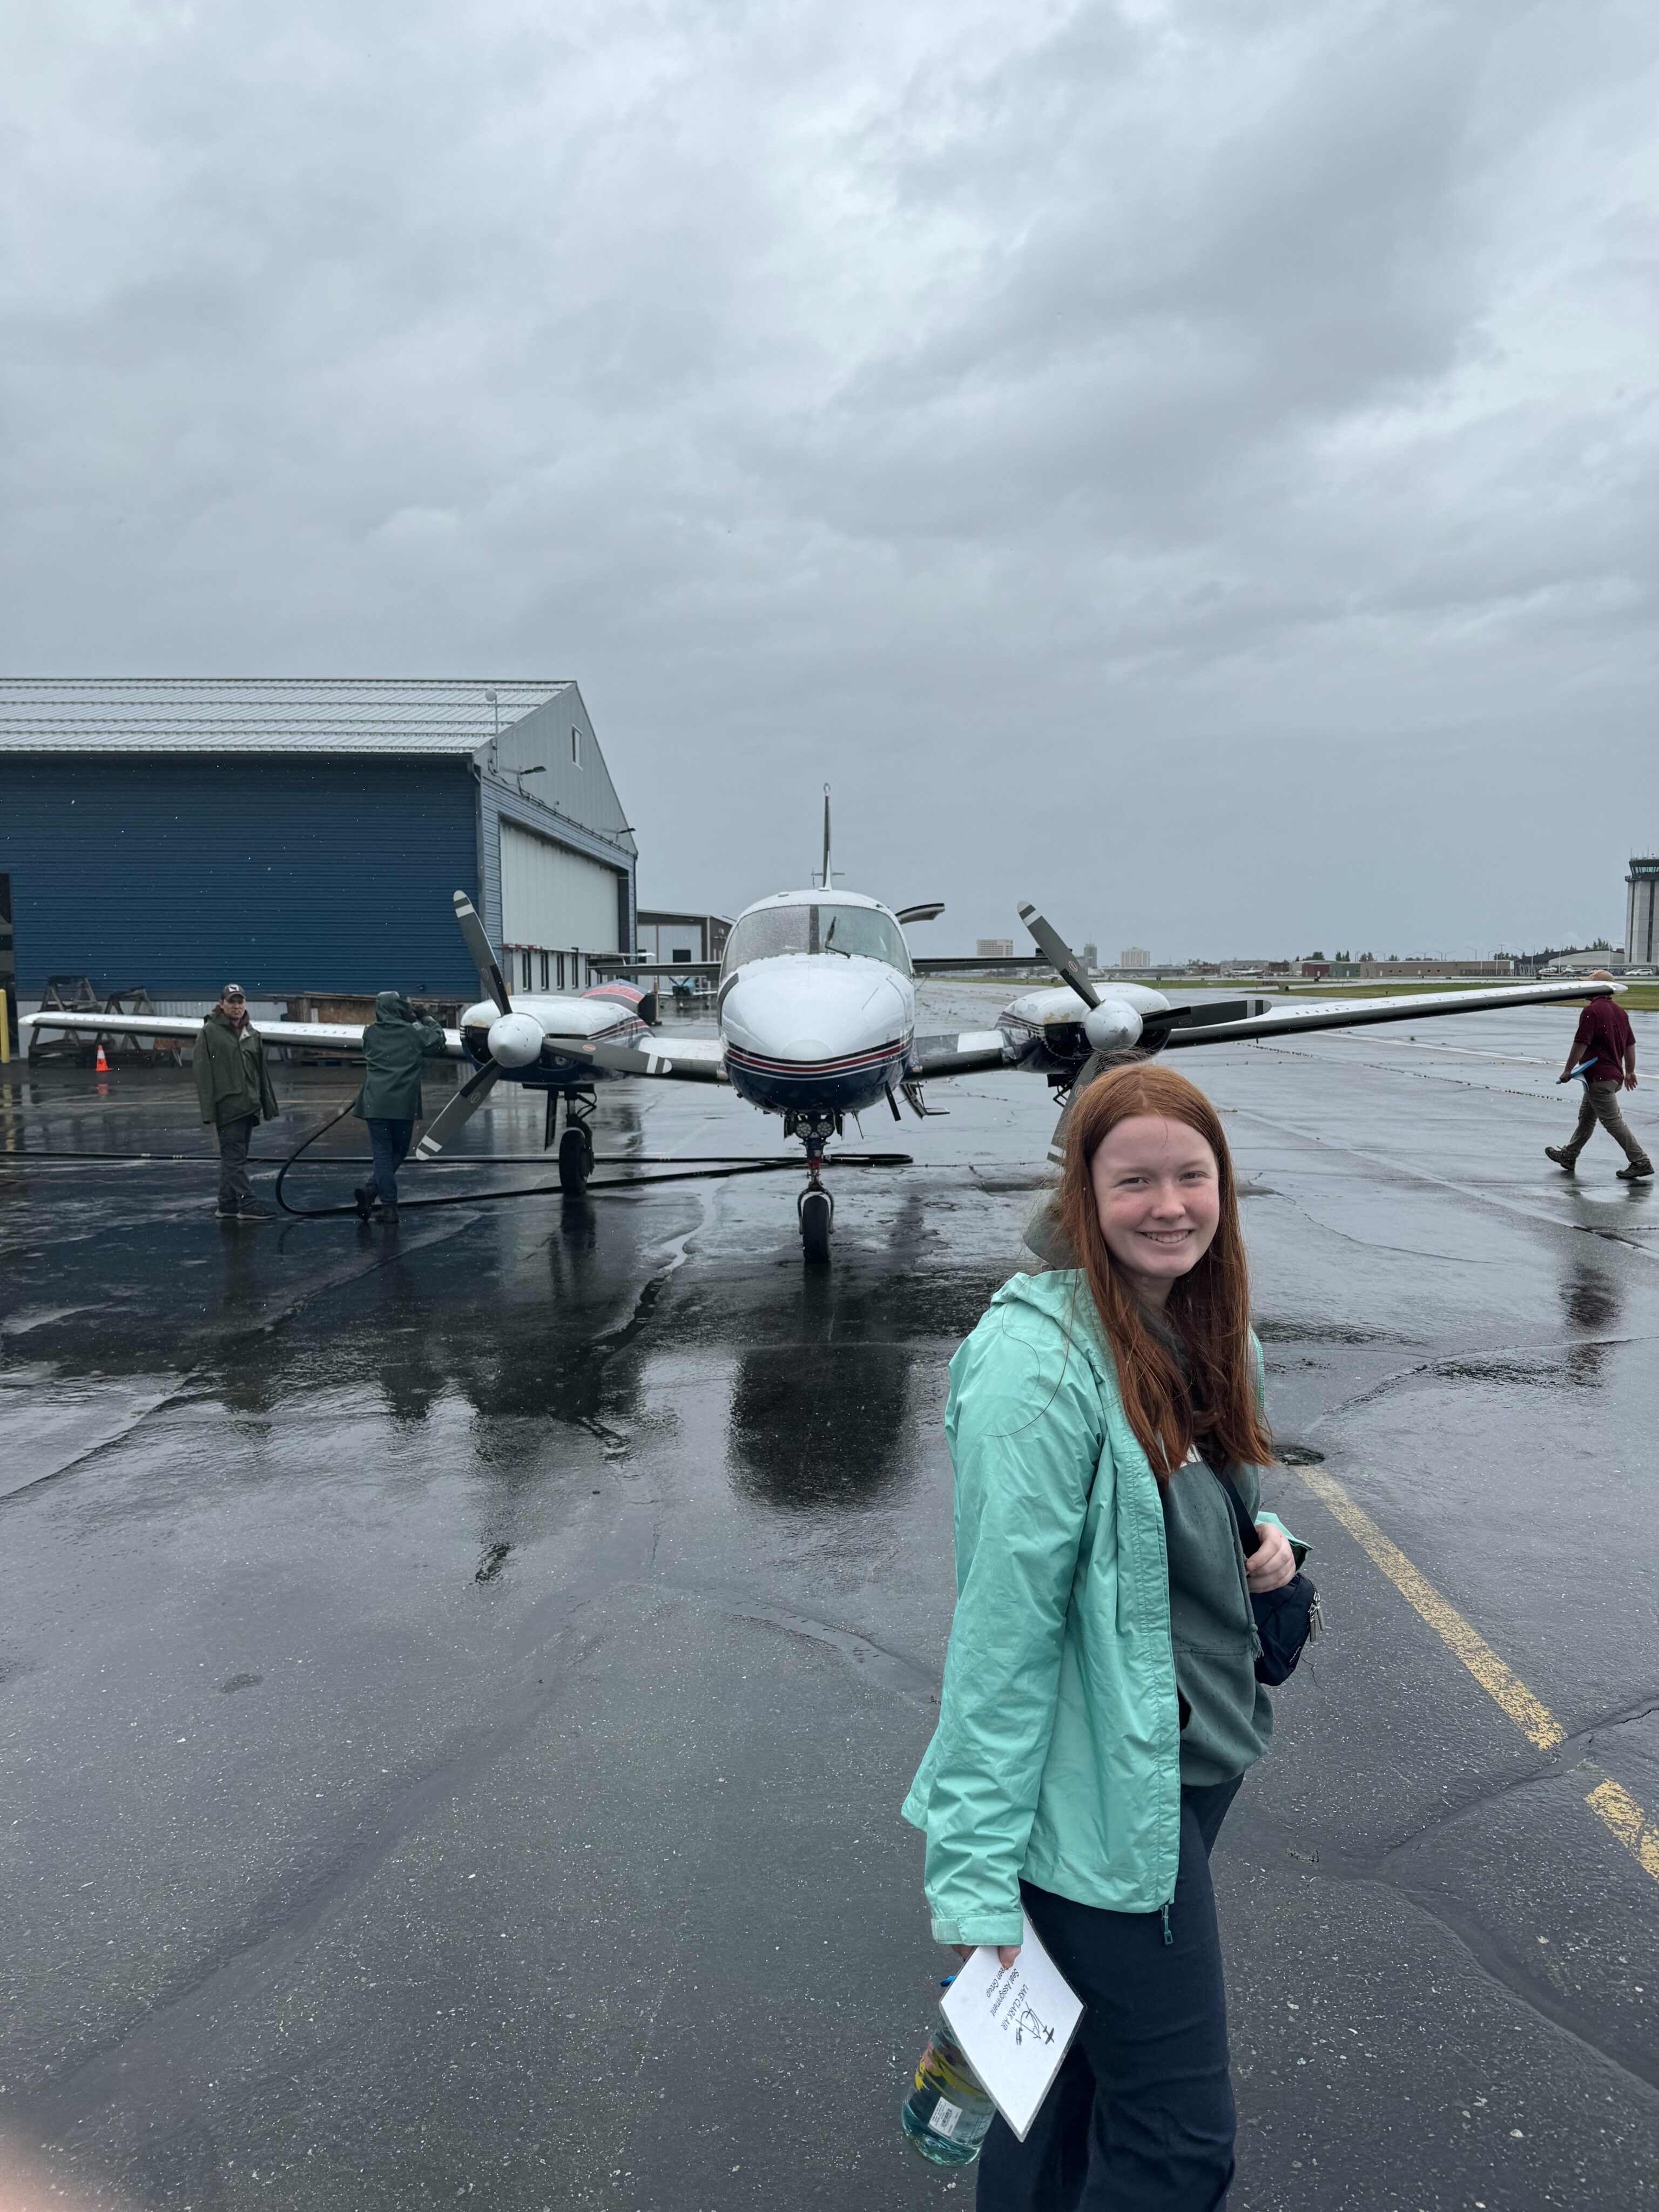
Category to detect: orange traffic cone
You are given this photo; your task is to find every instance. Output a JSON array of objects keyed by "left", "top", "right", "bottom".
[{"left": 95, "top": 1044, "right": 110, "bottom": 1074}]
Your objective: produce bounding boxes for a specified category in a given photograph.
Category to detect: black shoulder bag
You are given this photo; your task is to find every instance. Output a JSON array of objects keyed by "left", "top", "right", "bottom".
[{"left": 1216, "top": 1472, "right": 1323, "bottom": 1687}]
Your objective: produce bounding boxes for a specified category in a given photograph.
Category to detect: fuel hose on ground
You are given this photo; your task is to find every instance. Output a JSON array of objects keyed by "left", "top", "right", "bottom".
[
  {"left": 271, "top": 1105, "right": 909, "bottom": 1220},
  {"left": 0, "top": 1113, "right": 913, "bottom": 1216}
]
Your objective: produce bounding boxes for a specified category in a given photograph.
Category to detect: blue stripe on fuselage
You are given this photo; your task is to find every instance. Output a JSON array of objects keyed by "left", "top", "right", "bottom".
[{"left": 724, "top": 1039, "right": 911, "bottom": 1115}]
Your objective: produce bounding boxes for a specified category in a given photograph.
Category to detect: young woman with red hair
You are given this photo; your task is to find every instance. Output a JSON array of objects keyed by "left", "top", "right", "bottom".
[{"left": 902, "top": 1062, "right": 1300, "bottom": 2210}]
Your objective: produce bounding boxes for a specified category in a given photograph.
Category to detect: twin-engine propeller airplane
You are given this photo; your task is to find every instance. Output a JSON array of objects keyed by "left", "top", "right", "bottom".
[
  {"left": 577, "top": 885, "right": 1621, "bottom": 1257},
  {"left": 20, "top": 849, "right": 1623, "bottom": 1260}
]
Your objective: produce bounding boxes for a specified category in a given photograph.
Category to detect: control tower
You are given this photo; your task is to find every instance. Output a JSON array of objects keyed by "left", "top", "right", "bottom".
[{"left": 1628, "top": 856, "right": 1659, "bottom": 968}]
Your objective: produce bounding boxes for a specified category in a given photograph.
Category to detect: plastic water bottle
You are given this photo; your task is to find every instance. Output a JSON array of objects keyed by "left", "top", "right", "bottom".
[{"left": 900, "top": 1994, "right": 996, "bottom": 2167}]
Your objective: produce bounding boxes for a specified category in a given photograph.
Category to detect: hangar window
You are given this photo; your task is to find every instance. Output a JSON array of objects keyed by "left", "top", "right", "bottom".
[
  {"left": 571, "top": 726, "right": 582, "bottom": 767},
  {"left": 672, "top": 946, "right": 692, "bottom": 962},
  {"left": 539, "top": 951, "right": 550, "bottom": 990},
  {"left": 521, "top": 950, "right": 533, "bottom": 990}
]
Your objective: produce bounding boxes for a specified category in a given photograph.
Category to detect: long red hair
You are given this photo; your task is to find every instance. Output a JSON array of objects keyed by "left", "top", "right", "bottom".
[{"left": 1055, "top": 1062, "right": 1272, "bottom": 1478}]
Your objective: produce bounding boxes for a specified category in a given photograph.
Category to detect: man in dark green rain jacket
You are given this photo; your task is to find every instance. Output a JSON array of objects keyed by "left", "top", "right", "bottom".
[
  {"left": 353, "top": 992, "right": 448, "bottom": 1221},
  {"left": 194, "top": 984, "right": 280, "bottom": 1220}
]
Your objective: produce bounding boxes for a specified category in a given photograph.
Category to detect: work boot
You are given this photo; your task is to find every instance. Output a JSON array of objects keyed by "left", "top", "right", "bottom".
[
  {"left": 237, "top": 1198, "right": 275, "bottom": 1220},
  {"left": 1545, "top": 1147, "right": 1576, "bottom": 1174},
  {"left": 215, "top": 1201, "right": 243, "bottom": 1218},
  {"left": 354, "top": 1182, "right": 376, "bottom": 1219},
  {"left": 373, "top": 1203, "right": 400, "bottom": 1224},
  {"left": 1616, "top": 1160, "right": 1654, "bottom": 1181}
]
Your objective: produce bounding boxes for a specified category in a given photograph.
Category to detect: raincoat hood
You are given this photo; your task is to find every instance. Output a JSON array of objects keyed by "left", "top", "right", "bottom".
[{"left": 355, "top": 997, "right": 448, "bottom": 1121}]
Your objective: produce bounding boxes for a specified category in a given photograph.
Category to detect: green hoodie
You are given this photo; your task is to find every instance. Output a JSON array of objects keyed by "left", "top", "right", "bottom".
[
  {"left": 901, "top": 1268, "right": 1297, "bottom": 1947},
  {"left": 354, "top": 993, "right": 448, "bottom": 1122}
]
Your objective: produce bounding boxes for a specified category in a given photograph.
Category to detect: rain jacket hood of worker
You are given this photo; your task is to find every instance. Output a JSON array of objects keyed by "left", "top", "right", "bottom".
[
  {"left": 901, "top": 1266, "right": 1294, "bottom": 1948},
  {"left": 193, "top": 1005, "right": 279, "bottom": 1127},
  {"left": 354, "top": 993, "right": 448, "bottom": 1122}
]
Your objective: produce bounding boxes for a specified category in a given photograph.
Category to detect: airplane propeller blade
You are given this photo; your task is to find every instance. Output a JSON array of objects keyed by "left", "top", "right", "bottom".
[
  {"left": 1017, "top": 903, "right": 1101, "bottom": 1009},
  {"left": 453, "top": 891, "right": 512, "bottom": 1015},
  {"left": 415, "top": 1061, "right": 501, "bottom": 1158}
]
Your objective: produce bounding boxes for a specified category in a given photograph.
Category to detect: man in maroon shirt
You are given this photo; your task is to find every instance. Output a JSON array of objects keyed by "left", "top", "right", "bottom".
[{"left": 1546, "top": 975, "right": 1651, "bottom": 1179}]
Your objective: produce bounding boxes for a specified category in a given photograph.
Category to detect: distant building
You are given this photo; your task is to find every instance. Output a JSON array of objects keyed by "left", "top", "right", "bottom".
[
  {"left": 1120, "top": 946, "right": 1150, "bottom": 969},
  {"left": 977, "top": 938, "right": 1015, "bottom": 959},
  {"left": 1328, "top": 959, "right": 1515, "bottom": 980},
  {"left": 1542, "top": 947, "right": 1624, "bottom": 976},
  {"left": 636, "top": 911, "right": 730, "bottom": 966},
  {"left": 1628, "top": 857, "right": 1659, "bottom": 968},
  {"left": 1082, "top": 941, "right": 1099, "bottom": 970}
]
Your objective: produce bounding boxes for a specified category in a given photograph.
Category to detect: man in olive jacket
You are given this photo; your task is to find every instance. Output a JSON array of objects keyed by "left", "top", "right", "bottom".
[
  {"left": 353, "top": 991, "right": 448, "bottom": 1220},
  {"left": 194, "top": 984, "right": 280, "bottom": 1220}
]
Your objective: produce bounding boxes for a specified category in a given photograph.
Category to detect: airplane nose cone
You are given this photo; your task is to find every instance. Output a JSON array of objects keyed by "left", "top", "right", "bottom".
[
  {"left": 1083, "top": 1000, "right": 1143, "bottom": 1052},
  {"left": 487, "top": 1011, "right": 543, "bottom": 1068},
  {"left": 721, "top": 959, "right": 909, "bottom": 1061}
]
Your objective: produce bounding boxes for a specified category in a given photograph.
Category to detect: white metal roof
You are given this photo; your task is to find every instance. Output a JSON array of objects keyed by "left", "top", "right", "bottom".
[{"left": 0, "top": 677, "right": 571, "bottom": 752}]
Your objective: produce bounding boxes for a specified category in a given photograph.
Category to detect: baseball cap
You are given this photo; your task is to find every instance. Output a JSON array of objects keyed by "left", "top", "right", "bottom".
[{"left": 221, "top": 983, "right": 246, "bottom": 1001}]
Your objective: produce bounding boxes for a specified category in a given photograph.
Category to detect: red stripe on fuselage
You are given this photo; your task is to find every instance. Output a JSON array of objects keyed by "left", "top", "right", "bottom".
[{"left": 723, "top": 1036, "right": 911, "bottom": 1078}]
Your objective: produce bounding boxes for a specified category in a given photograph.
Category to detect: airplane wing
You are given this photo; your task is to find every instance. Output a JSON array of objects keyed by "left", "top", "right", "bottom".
[
  {"left": 1161, "top": 977, "right": 1623, "bottom": 1048},
  {"left": 911, "top": 1030, "right": 1009, "bottom": 1078},
  {"left": 575, "top": 1035, "right": 730, "bottom": 1083},
  {"left": 912, "top": 957, "right": 1044, "bottom": 976},
  {"left": 587, "top": 960, "right": 721, "bottom": 979},
  {"left": 18, "top": 1009, "right": 468, "bottom": 1057}
]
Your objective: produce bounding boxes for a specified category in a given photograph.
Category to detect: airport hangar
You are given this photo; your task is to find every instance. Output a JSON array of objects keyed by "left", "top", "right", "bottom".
[{"left": 0, "top": 678, "right": 638, "bottom": 1019}]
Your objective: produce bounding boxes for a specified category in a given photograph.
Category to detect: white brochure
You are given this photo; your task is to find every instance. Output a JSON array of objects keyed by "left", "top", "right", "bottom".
[{"left": 939, "top": 1913, "right": 1084, "bottom": 2141}]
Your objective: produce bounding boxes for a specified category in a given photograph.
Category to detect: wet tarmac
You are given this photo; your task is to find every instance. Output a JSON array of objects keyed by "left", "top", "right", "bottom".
[{"left": 3, "top": 989, "right": 1657, "bottom": 2211}]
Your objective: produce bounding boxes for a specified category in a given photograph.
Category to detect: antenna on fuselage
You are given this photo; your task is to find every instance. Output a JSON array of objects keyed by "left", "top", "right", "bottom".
[{"left": 814, "top": 784, "right": 842, "bottom": 888}]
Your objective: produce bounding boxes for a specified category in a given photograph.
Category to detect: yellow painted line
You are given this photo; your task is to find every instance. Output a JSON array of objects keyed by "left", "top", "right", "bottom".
[
  {"left": 1296, "top": 1461, "right": 1659, "bottom": 1888},
  {"left": 1292, "top": 1461, "right": 1564, "bottom": 1751},
  {"left": 1585, "top": 1777, "right": 1659, "bottom": 1881}
]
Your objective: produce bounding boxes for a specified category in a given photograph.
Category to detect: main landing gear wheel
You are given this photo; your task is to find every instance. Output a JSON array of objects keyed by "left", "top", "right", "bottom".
[
  {"left": 558, "top": 1124, "right": 595, "bottom": 1193},
  {"left": 799, "top": 1186, "right": 833, "bottom": 1265}
]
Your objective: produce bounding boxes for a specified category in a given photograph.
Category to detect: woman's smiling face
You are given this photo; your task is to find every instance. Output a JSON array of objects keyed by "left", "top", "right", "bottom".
[{"left": 1089, "top": 1112, "right": 1222, "bottom": 1306}]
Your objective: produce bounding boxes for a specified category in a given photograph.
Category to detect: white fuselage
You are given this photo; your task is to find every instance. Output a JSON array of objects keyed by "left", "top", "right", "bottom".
[{"left": 715, "top": 892, "right": 918, "bottom": 1118}]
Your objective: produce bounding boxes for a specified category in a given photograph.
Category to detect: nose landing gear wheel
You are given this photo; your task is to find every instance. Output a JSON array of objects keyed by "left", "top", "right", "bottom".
[
  {"left": 799, "top": 1185, "right": 833, "bottom": 1264},
  {"left": 558, "top": 1124, "right": 595, "bottom": 1192}
]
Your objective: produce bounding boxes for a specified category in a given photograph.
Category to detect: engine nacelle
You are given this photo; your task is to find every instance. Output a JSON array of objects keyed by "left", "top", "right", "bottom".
[{"left": 1083, "top": 1000, "right": 1144, "bottom": 1053}]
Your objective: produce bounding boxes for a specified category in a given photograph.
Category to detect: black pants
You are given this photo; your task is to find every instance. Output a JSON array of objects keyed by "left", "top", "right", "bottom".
[
  {"left": 217, "top": 1114, "right": 258, "bottom": 1208},
  {"left": 366, "top": 1117, "right": 414, "bottom": 1205},
  {"left": 975, "top": 1778, "right": 1243, "bottom": 2212}
]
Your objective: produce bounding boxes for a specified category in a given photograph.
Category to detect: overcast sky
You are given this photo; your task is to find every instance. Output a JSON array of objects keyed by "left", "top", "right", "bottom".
[{"left": 3, "top": 0, "right": 1655, "bottom": 957}]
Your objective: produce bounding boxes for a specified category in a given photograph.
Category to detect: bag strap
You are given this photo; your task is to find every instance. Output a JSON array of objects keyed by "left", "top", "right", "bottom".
[{"left": 1212, "top": 1465, "right": 1261, "bottom": 1560}]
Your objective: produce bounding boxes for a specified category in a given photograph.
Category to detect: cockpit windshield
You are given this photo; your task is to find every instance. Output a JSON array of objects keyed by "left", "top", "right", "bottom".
[{"left": 721, "top": 903, "right": 912, "bottom": 975}]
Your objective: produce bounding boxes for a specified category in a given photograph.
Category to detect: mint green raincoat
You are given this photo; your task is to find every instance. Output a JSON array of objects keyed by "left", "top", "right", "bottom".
[{"left": 902, "top": 1268, "right": 1294, "bottom": 1948}]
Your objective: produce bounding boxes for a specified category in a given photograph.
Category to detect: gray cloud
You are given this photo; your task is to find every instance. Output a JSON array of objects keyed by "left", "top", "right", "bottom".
[{"left": 3, "top": 0, "right": 1656, "bottom": 956}]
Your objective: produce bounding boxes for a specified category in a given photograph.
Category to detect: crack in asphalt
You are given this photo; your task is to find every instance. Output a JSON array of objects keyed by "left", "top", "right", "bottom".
[
  {"left": 1271, "top": 1329, "right": 1659, "bottom": 1434},
  {"left": 1276, "top": 1822, "right": 1659, "bottom": 2105},
  {"left": 1226, "top": 1092, "right": 1659, "bottom": 1257}
]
